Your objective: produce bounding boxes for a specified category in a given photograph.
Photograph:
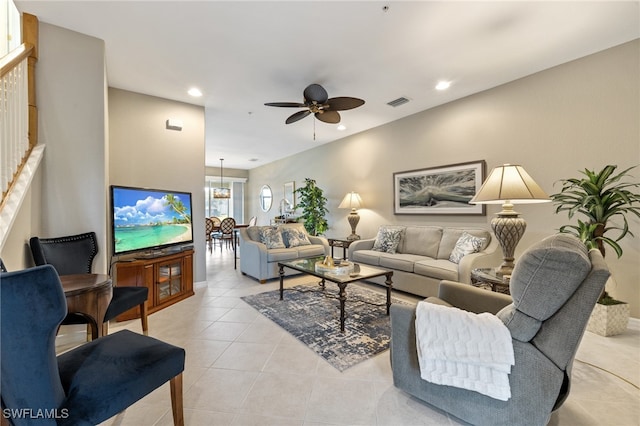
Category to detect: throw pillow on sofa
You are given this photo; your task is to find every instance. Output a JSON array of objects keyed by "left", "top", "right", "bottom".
[
  {"left": 281, "top": 228, "right": 311, "bottom": 248},
  {"left": 372, "top": 226, "right": 404, "bottom": 254},
  {"left": 259, "top": 227, "right": 286, "bottom": 249},
  {"left": 449, "top": 231, "right": 487, "bottom": 264}
]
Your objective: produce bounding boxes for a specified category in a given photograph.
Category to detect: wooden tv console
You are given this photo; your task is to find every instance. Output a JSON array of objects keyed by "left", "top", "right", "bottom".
[{"left": 113, "top": 249, "right": 194, "bottom": 321}]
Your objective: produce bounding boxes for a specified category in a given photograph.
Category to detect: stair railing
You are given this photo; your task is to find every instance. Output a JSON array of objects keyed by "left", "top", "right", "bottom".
[{"left": 0, "top": 13, "right": 39, "bottom": 249}]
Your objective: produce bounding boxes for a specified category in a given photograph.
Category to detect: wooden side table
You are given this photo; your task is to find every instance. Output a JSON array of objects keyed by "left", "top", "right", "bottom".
[
  {"left": 470, "top": 268, "right": 511, "bottom": 294},
  {"left": 328, "top": 238, "right": 354, "bottom": 260},
  {"left": 60, "top": 274, "right": 113, "bottom": 339}
]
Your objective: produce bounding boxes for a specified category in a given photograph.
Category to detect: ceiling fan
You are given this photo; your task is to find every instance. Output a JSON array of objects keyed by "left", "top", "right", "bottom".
[{"left": 265, "top": 84, "right": 365, "bottom": 125}]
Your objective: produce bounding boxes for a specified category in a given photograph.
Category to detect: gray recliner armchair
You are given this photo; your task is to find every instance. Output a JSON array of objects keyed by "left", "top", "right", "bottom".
[{"left": 390, "top": 233, "right": 610, "bottom": 426}]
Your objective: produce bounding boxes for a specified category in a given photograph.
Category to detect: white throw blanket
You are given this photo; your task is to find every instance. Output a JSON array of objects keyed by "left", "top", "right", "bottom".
[{"left": 415, "top": 301, "right": 515, "bottom": 401}]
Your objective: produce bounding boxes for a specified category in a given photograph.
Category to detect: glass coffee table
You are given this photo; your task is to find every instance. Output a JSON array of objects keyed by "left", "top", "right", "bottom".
[
  {"left": 470, "top": 268, "right": 511, "bottom": 294},
  {"left": 278, "top": 256, "right": 394, "bottom": 332}
]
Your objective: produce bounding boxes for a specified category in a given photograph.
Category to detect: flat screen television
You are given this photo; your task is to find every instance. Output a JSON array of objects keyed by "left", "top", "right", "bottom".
[{"left": 110, "top": 185, "right": 194, "bottom": 256}]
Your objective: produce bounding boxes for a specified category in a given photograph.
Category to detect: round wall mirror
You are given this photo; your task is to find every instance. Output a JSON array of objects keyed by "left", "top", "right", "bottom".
[{"left": 259, "top": 185, "right": 273, "bottom": 212}]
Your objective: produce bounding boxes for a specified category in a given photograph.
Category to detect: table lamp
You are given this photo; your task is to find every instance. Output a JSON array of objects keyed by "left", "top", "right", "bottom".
[
  {"left": 338, "top": 192, "right": 364, "bottom": 241},
  {"left": 469, "top": 164, "right": 550, "bottom": 276}
]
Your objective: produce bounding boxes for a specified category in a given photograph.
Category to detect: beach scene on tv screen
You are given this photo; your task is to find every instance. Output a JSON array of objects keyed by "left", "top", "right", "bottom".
[{"left": 113, "top": 189, "right": 192, "bottom": 254}]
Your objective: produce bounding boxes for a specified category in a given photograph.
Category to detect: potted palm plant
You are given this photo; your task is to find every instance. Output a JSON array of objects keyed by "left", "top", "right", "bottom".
[
  {"left": 551, "top": 164, "right": 640, "bottom": 336},
  {"left": 295, "top": 178, "right": 329, "bottom": 236}
]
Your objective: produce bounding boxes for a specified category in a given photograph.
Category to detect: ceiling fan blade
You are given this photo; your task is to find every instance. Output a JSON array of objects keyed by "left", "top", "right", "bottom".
[
  {"left": 264, "top": 102, "right": 306, "bottom": 108},
  {"left": 303, "top": 84, "right": 328, "bottom": 104},
  {"left": 315, "top": 110, "right": 341, "bottom": 124},
  {"left": 326, "top": 97, "right": 365, "bottom": 111},
  {"left": 285, "top": 110, "right": 312, "bottom": 124}
]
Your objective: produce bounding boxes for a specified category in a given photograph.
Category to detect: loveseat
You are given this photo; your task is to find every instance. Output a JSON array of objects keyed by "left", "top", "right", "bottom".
[
  {"left": 239, "top": 223, "right": 329, "bottom": 283},
  {"left": 348, "top": 225, "right": 500, "bottom": 297}
]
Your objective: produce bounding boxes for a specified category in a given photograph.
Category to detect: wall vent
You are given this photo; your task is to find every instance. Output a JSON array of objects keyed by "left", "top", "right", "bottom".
[{"left": 387, "top": 97, "right": 410, "bottom": 107}]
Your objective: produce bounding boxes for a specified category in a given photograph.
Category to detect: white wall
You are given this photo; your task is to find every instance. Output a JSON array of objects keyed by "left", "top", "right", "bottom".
[
  {"left": 2, "top": 24, "right": 207, "bottom": 283},
  {"left": 34, "top": 22, "right": 108, "bottom": 272},
  {"left": 248, "top": 40, "right": 640, "bottom": 317},
  {"left": 109, "top": 88, "right": 206, "bottom": 282},
  {"left": 0, "top": 167, "right": 42, "bottom": 270}
]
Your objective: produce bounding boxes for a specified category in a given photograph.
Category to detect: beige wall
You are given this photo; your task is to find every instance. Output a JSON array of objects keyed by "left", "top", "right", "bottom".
[
  {"left": 205, "top": 166, "right": 249, "bottom": 180},
  {"left": 2, "top": 25, "right": 208, "bottom": 283},
  {"left": 3, "top": 22, "right": 637, "bottom": 318},
  {"left": 108, "top": 88, "right": 206, "bottom": 282},
  {"left": 248, "top": 40, "right": 640, "bottom": 317}
]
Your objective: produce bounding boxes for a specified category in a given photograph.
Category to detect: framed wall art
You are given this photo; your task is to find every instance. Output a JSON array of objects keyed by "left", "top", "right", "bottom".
[{"left": 393, "top": 160, "right": 486, "bottom": 215}]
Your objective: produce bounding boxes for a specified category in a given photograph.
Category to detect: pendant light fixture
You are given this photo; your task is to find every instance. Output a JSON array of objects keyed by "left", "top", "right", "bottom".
[{"left": 213, "top": 158, "right": 231, "bottom": 199}]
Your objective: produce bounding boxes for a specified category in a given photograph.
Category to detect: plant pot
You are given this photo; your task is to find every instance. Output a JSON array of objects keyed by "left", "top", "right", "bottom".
[{"left": 587, "top": 302, "right": 630, "bottom": 336}]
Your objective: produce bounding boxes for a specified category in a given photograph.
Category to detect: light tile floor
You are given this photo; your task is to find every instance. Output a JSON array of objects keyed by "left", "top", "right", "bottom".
[{"left": 56, "top": 248, "right": 640, "bottom": 425}]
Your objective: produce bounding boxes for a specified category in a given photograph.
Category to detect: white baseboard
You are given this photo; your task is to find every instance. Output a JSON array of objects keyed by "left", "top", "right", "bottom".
[
  {"left": 627, "top": 317, "right": 639, "bottom": 331},
  {"left": 194, "top": 280, "right": 208, "bottom": 290}
]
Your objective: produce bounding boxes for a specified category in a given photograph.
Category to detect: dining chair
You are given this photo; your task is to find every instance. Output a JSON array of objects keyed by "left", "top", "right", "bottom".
[
  {"left": 205, "top": 217, "right": 215, "bottom": 252},
  {"left": 210, "top": 216, "right": 222, "bottom": 227},
  {"left": 0, "top": 265, "right": 185, "bottom": 426},
  {"left": 29, "top": 231, "right": 149, "bottom": 337},
  {"left": 212, "top": 217, "right": 236, "bottom": 250},
  {"left": 209, "top": 216, "right": 222, "bottom": 243}
]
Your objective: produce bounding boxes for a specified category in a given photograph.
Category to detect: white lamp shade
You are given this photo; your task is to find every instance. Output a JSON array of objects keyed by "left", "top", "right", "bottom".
[
  {"left": 338, "top": 192, "right": 363, "bottom": 210},
  {"left": 470, "top": 164, "right": 550, "bottom": 204}
]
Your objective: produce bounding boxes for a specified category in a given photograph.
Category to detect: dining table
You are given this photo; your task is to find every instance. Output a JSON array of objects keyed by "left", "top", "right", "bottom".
[
  {"left": 211, "top": 223, "right": 249, "bottom": 269},
  {"left": 59, "top": 273, "right": 113, "bottom": 339}
]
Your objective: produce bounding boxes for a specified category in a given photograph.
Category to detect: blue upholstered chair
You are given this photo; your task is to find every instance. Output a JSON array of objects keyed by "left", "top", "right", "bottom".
[
  {"left": 29, "top": 232, "right": 149, "bottom": 337},
  {"left": 0, "top": 265, "right": 185, "bottom": 425}
]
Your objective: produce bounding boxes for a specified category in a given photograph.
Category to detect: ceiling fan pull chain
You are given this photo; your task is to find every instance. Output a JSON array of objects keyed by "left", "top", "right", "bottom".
[{"left": 313, "top": 117, "right": 316, "bottom": 141}]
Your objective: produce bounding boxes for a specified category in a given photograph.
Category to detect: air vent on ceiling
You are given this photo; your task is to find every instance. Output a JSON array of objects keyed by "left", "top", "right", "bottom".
[{"left": 387, "top": 97, "right": 410, "bottom": 107}]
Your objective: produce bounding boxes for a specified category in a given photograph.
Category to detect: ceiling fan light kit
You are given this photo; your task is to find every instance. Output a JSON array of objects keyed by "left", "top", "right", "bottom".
[{"left": 265, "top": 83, "right": 365, "bottom": 125}]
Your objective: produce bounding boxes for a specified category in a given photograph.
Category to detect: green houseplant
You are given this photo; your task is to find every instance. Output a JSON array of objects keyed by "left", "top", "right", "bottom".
[
  {"left": 551, "top": 165, "right": 640, "bottom": 335},
  {"left": 295, "top": 178, "right": 329, "bottom": 236}
]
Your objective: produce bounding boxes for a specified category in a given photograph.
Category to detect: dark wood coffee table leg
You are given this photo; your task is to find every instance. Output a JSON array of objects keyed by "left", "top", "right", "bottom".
[
  {"left": 279, "top": 264, "right": 285, "bottom": 300},
  {"left": 385, "top": 272, "right": 393, "bottom": 315},
  {"left": 233, "top": 232, "right": 237, "bottom": 270},
  {"left": 338, "top": 282, "right": 347, "bottom": 332}
]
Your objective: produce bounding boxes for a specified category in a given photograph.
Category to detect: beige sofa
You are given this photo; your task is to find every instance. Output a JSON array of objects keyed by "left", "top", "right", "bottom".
[
  {"left": 348, "top": 225, "right": 500, "bottom": 297},
  {"left": 239, "top": 223, "right": 329, "bottom": 283}
]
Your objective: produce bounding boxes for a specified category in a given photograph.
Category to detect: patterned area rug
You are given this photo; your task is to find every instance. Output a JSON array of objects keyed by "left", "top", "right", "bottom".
[{"left": 241, "top": 283, "right": 410, "bottom": 371}]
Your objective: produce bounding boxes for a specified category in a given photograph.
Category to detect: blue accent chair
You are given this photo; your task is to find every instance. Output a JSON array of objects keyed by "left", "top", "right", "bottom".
[
  {"left": 0, "top": 265, "right": 185, "bottom": 425},
  {"left": 29, "top": 232, "right": 149, "bottom": 337}
]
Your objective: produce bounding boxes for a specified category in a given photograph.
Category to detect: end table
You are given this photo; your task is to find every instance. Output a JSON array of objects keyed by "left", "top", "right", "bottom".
[
  {"left": 328, "top": 238, "right": 354, "bottom": 260},
  {"left": 470, "top": 268, "right": 511, "bottom": 294}
]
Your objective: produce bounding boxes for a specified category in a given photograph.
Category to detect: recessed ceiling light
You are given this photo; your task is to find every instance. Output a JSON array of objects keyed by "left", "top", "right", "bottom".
[
  {"left": 337, "top": 124, "right": 346, "bottom": 131},
  {"left": 435, "top": 81, "right": 451, "bottom": 91},
  {"left": 188, "top": 87, "right": 202, "bottom": 97}
]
